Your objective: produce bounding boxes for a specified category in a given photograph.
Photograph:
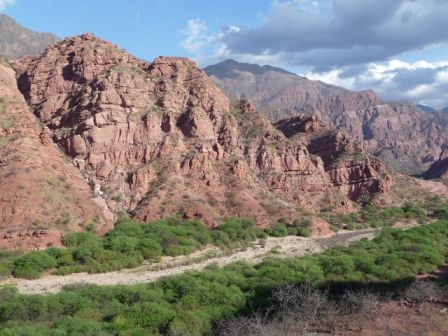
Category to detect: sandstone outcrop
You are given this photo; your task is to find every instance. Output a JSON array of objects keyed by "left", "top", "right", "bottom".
[
  {"left": 206, "top": 59, "right": 448, "bottom": 174},
  {"left": 0, "top": 60, "right": 110, "bottom": 249},
  {"left": 276, "top": 115, "right": 392, "bottom": 201},
  {"left": 1, "top": 34, "right": 392, "bottom": 246}
]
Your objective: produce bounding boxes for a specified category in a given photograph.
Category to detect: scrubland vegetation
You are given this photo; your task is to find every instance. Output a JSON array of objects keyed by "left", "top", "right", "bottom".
[
  {"left": 2, "top": 197, "right": 448, "bottom": 281},
  {"left": 0, "top": 220, "right": 447, "bottom": 335},
  {"left": 1, "top": 216, "right": 314, "bottom": 280}
]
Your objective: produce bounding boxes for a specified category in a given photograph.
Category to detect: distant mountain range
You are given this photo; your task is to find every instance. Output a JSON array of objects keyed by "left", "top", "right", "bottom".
[
  {"left": 0, "top": 14, "right": 59, "bottom": 59},
  {"left": 205, "top": 59, "right": 448, "bottom": 174},
  {"left": 416, "top": 104, "right": 448, "bottom": 113},
  {"left": 205, "top": 59, "right": 349, "bottom": 121},
  {"left": 416, "top": 104, "right": 437, "bottom": 113}
]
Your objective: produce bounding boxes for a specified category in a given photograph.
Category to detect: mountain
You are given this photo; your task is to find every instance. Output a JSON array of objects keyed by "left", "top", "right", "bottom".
[
  {"left": 442, "top": 106, "right": 448, "bottom": 113},
  {"left": 206, "top": 59, "right": 448, "bottom": 174},
  {"left": 0, "top": 14, "right": 59, "bottom": 59},
  {"left": 416, "top": 104, "right": 437, "bottom": 113},
  {"left": 0, "top": 34, "right": 394, "bottom": 247},
  {"left": 204, "top": 59, "right": 349, "bottom": 121},
  {"left": 0, "top": 56, "right": 111, "bottom": 249}
]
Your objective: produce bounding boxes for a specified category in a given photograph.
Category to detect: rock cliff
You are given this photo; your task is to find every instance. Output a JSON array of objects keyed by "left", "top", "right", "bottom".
[
  {"left": 0, "top": 59, "right": 110, "bottom": 249},
  {"left": 11, "top": 34, "right": 393, "bottom": 230},
  {"left": 206, "top": 59, "right": 448, "bottom": 174}
]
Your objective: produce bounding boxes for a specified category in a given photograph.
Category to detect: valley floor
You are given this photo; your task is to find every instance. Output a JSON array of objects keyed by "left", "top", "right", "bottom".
[{"left": 2, "top": 229, "right": 378, "bottom": 295}]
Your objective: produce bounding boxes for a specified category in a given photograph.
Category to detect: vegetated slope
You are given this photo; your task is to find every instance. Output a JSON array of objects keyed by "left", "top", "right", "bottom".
[
  {"left": 12, "top": 33, "right": 392, "bottom": 233},
  {"left": 0, "top": 220, "right": 447, "bottom": 335},
  {"left": 0, "top": 14, "right": 59, "bottom": 59},
  {"left": 206, "top": 59, "right": 448, "bottom": 174},
  {"left": 0, "top": 60, "right": 111, "bottom": 249}
]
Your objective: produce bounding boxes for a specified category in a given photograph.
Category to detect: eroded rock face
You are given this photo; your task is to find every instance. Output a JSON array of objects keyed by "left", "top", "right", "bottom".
[
  {"left": 316, "top": 97, "right": 448, "bottom": 174},
  {"left": 0, "top": 60, "right": 110, "bottom": 249},
  {"left": 276, "top": 114, "right": 392, "bottom": 201},
  {"left": 13, "top": 34, "right": 392, "bottom": 229},
  {"left": 206, "top": 60, "right": 448, "bottom": 174},
  {"left": 422, "top": 149, "right": 448, "bottom": 180}
]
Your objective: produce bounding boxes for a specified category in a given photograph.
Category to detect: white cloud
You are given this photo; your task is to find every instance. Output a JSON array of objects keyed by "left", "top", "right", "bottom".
[
  {"left": 221, "top": 0, "right": 448, "bottom": 71},
  {"left": 0, "top": 0, "right": 15, "bottom": 11},
  {"left": 304, "top": 59, "right": 448, "bottom": 109},
  {"left": 180, "top": 19, "right": 209, "bottom": 54}
]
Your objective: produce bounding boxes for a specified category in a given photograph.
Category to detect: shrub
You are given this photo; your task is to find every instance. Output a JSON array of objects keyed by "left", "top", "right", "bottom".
[
  {"left": 1, "top": 221, "right": 448, "bottom": 334},
  {"left": 63, "top": 232, "right": 102, "bottom": 249},
  {"left": 434, "top": 205, "right": 448, "bottom": 219},
  {"left": 104, "top": 236, "right": 138, "bottom": 253},
  {"left": 13, "top": 251, "right": 57, "bottom": 279},
  {"left": 137, "top": 238, "right": 163, "bottom": 261},
  {"left": 403, "top": 203, "right": 426, "bottom": 219},
  {"left": 297, "top": 227, "right": 312, "bottom": 237},
  {"left": 265, "top": 223, "right": 288, "bottom": 237},
  {"left": 287, "top": 226, "right": 298, "bottom": 236},
  {"left": 403, "top": 280, "right": 445, "bottom": 302},
  {"left": 293, "top": 217, "right": 313, "bottom": 228}
]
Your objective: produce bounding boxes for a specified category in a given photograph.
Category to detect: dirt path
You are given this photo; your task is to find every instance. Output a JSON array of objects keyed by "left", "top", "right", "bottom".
[{"left": 2, "top": 229, "right": 379, "bottom": 295}]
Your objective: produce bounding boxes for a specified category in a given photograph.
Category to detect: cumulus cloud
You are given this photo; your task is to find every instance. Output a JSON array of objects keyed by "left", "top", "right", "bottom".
[
  {"left": 221, "top": 0, "right": 448, "bottom": 71},
  {"left": 179, "top": 1, "right": 448, "bottom": 108},
  {"left": 180, "top": 19, "right": 210, "bottom": 54},
  {"left": 0, "top": 0, "right": 15, "bottom": 11},
  {"left": 304, "top": 60, "right": 448, "bottom": 109}
]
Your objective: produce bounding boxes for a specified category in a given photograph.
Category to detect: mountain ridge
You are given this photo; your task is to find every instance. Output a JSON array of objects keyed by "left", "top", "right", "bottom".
[
  {"left": 0, "top": 33, "right": 395, "bottom": 247},
  {"left": 0, "top": 14, "right": 60, "bottom": 59},
  {"left": 205, "top": 59, "right": 448, "bottom": 174}
]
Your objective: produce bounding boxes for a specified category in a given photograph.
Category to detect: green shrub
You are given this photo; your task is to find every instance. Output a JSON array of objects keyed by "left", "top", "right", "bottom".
[
  {"left": 434, "top": 205, "right": 448, "bottom": 219},
  {"left": 104, "top": 236, "right": 138, "bottom": 253},
  {"left": 286, "top": 226, "right": 298, "bottom": 236},
  {"left": 1, "top": 221, "right": 448, "bottom": 334},
  {"left": 265, "top": 223, "right": 288, "bottom": 237},
  {"left": 293, "top": 217, "right": 313, "bottom": 228},
  {"left": 13, "top": 251, "right": 57, "bottom": 279},
  {"left": 403, "top": 203, "right": 426, "bottom": 219},
  {"left": 297, "top": 227, "right": 312, "bottom": 237},
  {"left": 137, "top": 238, "right": 162, "bottom": 261},
  {"left": 63, "top": 232, "right": 102, "bottom": 249}
]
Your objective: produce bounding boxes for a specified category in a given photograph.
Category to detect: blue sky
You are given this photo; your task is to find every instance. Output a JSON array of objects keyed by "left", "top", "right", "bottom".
[
  {"left": 2, "top": 0, "right": 448, "bottom": 109},
  {"left": 2, "top": 0, "right": 271, "bottom": 62}
]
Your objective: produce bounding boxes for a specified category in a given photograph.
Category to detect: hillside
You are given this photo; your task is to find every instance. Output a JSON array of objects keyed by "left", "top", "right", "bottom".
[
  {"left": 206, "top": 59, "right": 448, "bottom": 173},
  {"left": 205, "top": 59, "right": 349, "bottom": 121},
  {"left": 0, "top": 14, "right": 59, "bottom": 59},
  {"left": 0, "top": 58, "right": 111, "bottom": 250},
  {"left": 0, "top": 33, "right": 398, "bottom": 247}
]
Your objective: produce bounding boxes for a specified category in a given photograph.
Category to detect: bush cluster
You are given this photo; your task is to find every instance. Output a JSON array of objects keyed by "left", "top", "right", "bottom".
[
  {"left": 323, "top": 203, "right": 427, "bottom": 230},
  {"left": 0, "top": 217, "right": 288, "bottom": 279},
  {"left": 0, "top": 220, "right": 447, "bottom": 335}
]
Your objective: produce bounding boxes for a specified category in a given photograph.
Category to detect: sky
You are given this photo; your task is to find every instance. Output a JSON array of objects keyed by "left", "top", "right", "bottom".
[{"left": 2, "top": 0, "right": 448, "bottom": 109}]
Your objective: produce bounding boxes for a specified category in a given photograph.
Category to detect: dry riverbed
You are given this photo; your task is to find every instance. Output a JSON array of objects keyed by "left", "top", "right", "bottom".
[{"left": 1, "top": 229, "right": 378, "bottom": 295}]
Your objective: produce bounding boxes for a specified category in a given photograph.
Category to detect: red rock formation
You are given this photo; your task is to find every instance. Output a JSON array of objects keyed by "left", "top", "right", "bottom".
[
  {"left": 0, "top": 59, "right": 111, "bottom": 249},
  {"left": 10, "top": 34, "right": 392, "bottom": 233},
  {"left": 275, "top": 115, "right": 392, "bottom": 201},
  {"left": 206, "top": 60, "right": 448, "bottom": 174}
]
